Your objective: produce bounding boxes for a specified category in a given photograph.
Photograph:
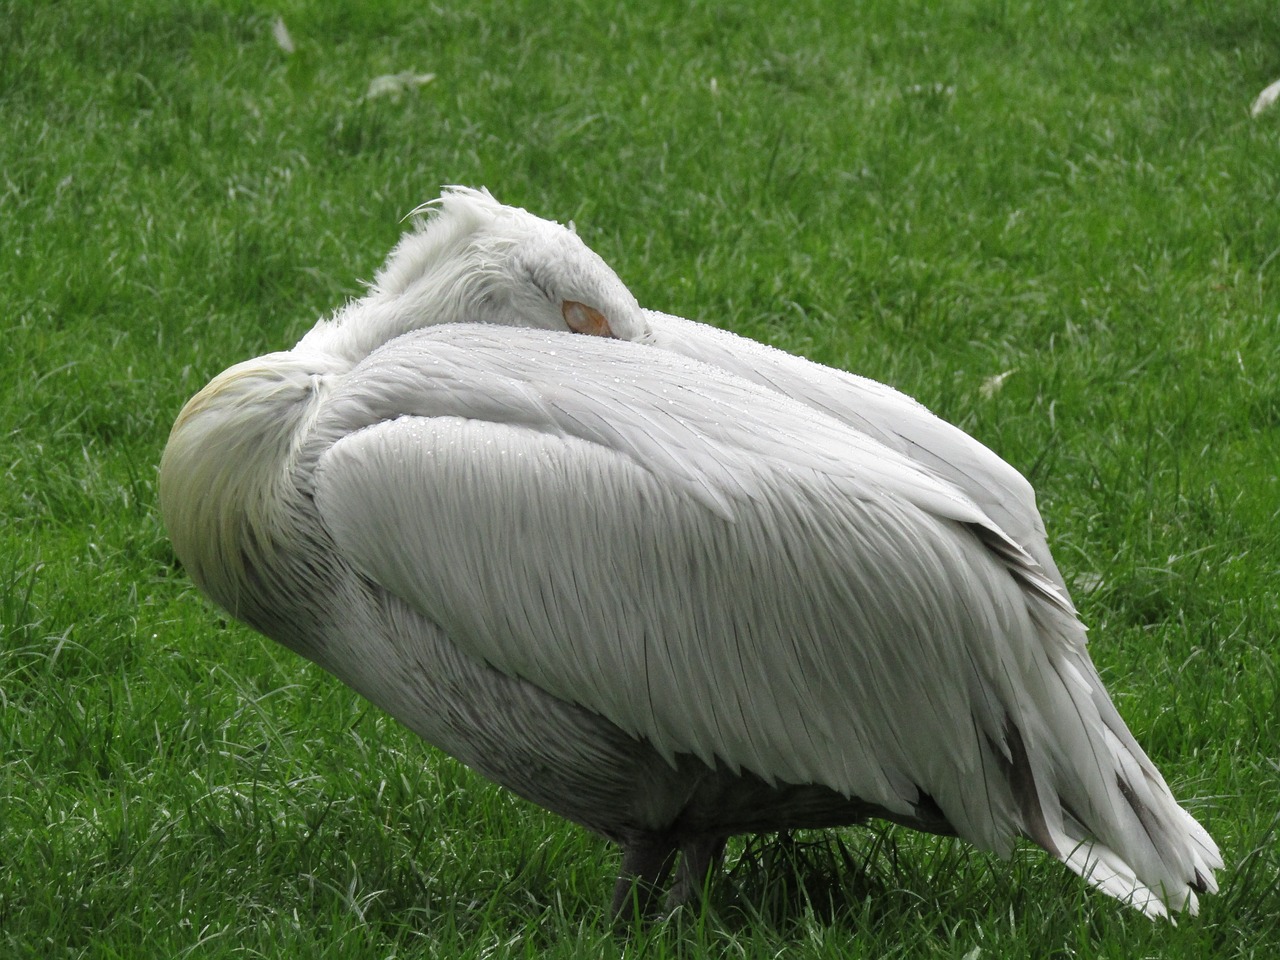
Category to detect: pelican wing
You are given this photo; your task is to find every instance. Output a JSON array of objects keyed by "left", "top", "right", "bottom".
[
  {"left": 305, "top": 324, "right": 1215, "bottom": 913},
  {"left": 309, "top": 325, "right": 1055, "bottom": 824},
  {"left": 641, "top": 311, "right": 1067, "bottom": 591}
]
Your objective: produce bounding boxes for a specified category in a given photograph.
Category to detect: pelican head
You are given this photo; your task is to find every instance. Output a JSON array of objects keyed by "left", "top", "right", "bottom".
[{"left": 298, "top": 187, "right": 649, "bottom": 365}]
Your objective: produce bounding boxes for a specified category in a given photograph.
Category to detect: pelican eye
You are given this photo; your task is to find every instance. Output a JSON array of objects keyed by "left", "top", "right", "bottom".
[{"left": 562, "top": 300, "right": 616, "bottom": 338}]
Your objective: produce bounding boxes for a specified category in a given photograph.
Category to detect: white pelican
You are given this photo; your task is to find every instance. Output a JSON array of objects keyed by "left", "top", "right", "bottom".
[{"left": 160, "top": 187, "right": 1220, "bottom": 919}]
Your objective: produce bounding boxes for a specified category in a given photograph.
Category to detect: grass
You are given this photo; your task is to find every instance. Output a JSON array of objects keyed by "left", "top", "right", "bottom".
[{"left": 2, "top": 0, "right": 1278, "bottom": 955}]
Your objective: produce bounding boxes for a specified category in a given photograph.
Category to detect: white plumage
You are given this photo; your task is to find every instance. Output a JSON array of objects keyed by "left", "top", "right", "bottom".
[
  {"left": 160, "top": 187, "right": 1220, "bottom": 919},
  {"left": 1251, "top": 77, "right": 1280, "bottom": 117}
]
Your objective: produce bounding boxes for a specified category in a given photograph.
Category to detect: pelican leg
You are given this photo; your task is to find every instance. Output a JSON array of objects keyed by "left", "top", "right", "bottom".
[
  {"left": 611, "top": 837, "right": 677, "bottom": 921},
  {"left": 666, "top": 835, "right": 727, "bottom": 910}
]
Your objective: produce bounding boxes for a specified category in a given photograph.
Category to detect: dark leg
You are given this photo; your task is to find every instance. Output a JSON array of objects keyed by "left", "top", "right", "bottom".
[
  {"left": 666, "top": 835, "right": 727, "bottom": 909},
  {"left": 611, "top": 836, "right": 677, "bottom": 921}
]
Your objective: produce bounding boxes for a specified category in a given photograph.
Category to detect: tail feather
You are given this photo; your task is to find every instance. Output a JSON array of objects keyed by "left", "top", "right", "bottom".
[
  {"left": 1053, "top": 828, "right": 1181, "bottom": 919},
  {"left": 1019, "top": 652, "right": 1223, "bottom": 918},
  {"left": 1005, "top": 720, "right": 1218, "bottom": 919},
  {"left": 1048, "top": 799, "right": 1220, "bottom": 919}
]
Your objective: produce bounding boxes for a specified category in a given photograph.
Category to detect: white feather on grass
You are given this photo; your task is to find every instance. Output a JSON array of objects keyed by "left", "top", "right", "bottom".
[{"left": 1250, "top": 78, "right": 1280, "bottom": 117}]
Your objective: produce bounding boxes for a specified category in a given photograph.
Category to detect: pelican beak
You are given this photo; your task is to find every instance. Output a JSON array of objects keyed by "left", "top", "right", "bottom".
[{"left": 562, "top": 300, "right": 616, "bottom": 338}]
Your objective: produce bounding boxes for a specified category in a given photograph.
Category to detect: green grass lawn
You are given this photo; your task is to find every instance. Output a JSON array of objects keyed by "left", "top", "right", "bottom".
[{"left": 3, "top": 0, "right": 1278, "bottom": 955}]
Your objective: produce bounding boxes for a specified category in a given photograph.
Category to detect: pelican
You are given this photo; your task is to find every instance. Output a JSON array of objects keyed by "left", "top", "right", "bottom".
[{"left": 160, "top": 187, "right": 1220, "bottom": 919}]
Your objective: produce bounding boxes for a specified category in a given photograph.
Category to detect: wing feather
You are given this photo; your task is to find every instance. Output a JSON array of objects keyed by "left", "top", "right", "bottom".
[
  {"left": 302, "top": 323, "right": 1218, "bottom": 911},
  {"left": 641, "top": 310, "right": 1069, "bottom": 594},
  {"left": 307, "top": 326, "right": 1074, "bottom": 846}
]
